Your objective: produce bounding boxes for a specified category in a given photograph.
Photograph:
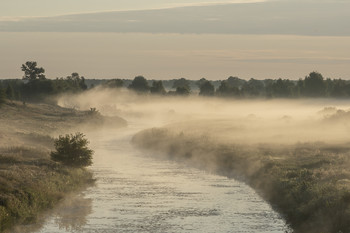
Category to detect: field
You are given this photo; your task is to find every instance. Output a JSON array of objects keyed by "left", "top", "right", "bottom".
[{"left": 0, "top": 101, "right": 126, "bottom": 232}]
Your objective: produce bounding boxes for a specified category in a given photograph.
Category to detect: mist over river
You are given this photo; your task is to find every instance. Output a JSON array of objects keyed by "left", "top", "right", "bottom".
[{"left": 13, "top": 119, "right": 289, "bottom": 233}]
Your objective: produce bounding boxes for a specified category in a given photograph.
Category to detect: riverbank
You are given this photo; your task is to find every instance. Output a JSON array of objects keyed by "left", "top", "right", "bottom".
[
  {"left": 0, "top": 101, "right": 126, "bottom": 232},
  {"left": 132, "top": 127, "right": 350, "bottom": 233}
]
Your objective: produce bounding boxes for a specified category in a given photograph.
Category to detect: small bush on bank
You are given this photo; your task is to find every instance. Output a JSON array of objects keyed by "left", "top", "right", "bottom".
[{"left": 51, "top": 133, "right": 93, "bottom": 168}]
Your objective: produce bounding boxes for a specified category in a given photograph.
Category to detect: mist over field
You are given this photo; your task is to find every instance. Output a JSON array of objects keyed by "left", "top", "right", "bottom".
[
  {"left": 2, "top": 0, "right": 350, "bottom": 231},
  {"left": 57, "top": 88, "right": 350, "bottom": 145}
]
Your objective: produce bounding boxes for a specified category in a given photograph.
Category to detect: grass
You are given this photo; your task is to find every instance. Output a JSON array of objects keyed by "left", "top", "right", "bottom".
[
  {"left": 132, "top": 128, "right": 350, "bottom": 233},
  {"left": 0, "top": 147, "right": 94, "bottom": 231},
  {"left": 0, "top": 101, "right": 125, "bottom": 232}
]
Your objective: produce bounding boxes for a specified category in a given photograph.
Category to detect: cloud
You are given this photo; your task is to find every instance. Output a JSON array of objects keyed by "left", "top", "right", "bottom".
[{"left": 0, "top": 1, "right": 349, "bottom": 36}]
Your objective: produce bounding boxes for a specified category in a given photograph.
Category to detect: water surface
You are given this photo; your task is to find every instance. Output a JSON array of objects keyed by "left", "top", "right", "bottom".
[{"left": 15, "top": 123, "right": 289, "bottom": 233}]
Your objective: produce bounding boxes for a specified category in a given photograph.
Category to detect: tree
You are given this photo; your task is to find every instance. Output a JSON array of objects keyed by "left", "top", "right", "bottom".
[
  {"left": 199, "top": 80, "right": 214, "bottom": 96},
  {"left": 0, "top": 83, "right": 6, "bottom": 105},
  {"left": 104, "top": 79, "right": 124, "bottom": 88},
  {"left": 270, "top": 78, "right": 296, "bottom": 98},
  {"left": 128, "top": 76, "right": 149, "bottom": 92},
  {"left": 51, "top": 133, "right": 93, "bottom": 167},
  {"left": 196, "top": 78, "right": 208, "bottom": 88},
  {"left": 216, "top": 80, "right": 240, "bottom": 97},
  {"left": 303, "top": 72, "right": 326, "bottom": 97},
  {"left": 241, "top": 78, "right": 265, "bottom": 97},
  {"left": 21, "top": 61, "right": 46, "bottom": 81},
  {"left": 172, "top": 78, "right": 190, "bottom": 90},
  {"left": 5, "top": 85, "right": 14, "bottom": 100},
  {"left": 226, "top": 76, "right": 246, "bottom": 89},
  {"left": 175, "top": 86, "right": 190, "bottom": 95},
  {"left": 150, "top": 81, "right": 166, "bottom": 94}
]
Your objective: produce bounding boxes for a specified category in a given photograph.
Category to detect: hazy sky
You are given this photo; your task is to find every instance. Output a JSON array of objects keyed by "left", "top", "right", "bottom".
[
  {"left": 0, "top": 0, "right": 265, "bottom": 18},
  {"left": 0, "top": 0, "right": 349, "bottom": 80}
]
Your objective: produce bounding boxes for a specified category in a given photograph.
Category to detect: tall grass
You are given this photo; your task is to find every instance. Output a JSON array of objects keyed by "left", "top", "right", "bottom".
[{"left": 0, "top": 147, "right": 94, "bottom": 232}]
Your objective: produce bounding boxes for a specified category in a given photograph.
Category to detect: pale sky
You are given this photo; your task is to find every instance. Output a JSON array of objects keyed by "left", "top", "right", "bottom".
[
  {"left": 0, "top": 0, "right": 349, "bottom": 80},
  {"left": 0, "top": 0, "right": 265, "bottom": 18}
]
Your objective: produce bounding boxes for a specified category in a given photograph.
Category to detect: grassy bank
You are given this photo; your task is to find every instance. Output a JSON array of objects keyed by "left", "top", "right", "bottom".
[
  {"left": 132, "top": 128, "right": 350, "bottom": 233},
  {"left": 0, "top": 101, "right": 126, "bottom": 232}
]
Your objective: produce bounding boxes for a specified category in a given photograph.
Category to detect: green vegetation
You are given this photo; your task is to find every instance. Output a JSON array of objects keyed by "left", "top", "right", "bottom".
[
  {"left": 128, "top": 76, "right": 150, "bottom": 92},
  {"left": 0, "top": 101, "right": 125, "bottom": 232},
  {"left": 132, "top": 128, "right": 350, "bottom": 233},
  {"left": 0, "top": 84, "right": 5, "bottom": 106},
  {"left": 86, "top": 71, "right": 350, "bottom": 99},
  {"left": 4, "top": 61, "right": 350, "bottom": 101},
  {"left": 150, "top": 81, "right": 166, "bottom": 95},
  {"left": 0, "top": 62, "right": 88, "bottom": 103},
  {"left": 0, "top": 147, "right": 93, "bottom": 232},
  {"left": 199, "top": 80, "right": 215, "bottom": 96},
  {"left": 51, "top": 133, "right": 93, "bottom": 167},
  {"left": 21, "top": 61, "right": 46, "bottom": 81}
]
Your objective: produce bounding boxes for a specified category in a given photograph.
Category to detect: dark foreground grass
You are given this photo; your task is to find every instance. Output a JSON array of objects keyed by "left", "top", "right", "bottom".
[{"left": 132, "top": 128, "right": 350, "bottom": 233}]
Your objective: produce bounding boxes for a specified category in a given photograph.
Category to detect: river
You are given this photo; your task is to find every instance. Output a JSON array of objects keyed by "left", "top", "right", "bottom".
[{"left": 14, "top": 122, "right": 290, "bottom": 233}]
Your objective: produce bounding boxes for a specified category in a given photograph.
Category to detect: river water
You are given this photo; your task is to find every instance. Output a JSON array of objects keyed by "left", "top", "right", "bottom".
[{"left": 15, "top": 122, "right": 290, "bottom": 233}]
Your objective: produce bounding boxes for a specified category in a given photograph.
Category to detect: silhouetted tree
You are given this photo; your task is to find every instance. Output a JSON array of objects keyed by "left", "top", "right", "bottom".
[
  {"left": 172, "top": 78, "right": 190, "bottom": 90},
  {"left": 303, "top": 72, "right": 326, "bottom": 97},
  {"left": 150, "top": 81, "right": 166, "bottom": 95},
  {"left": 327, "top": 79, "right": 350, "bottom": 97},
  {"left": 241, "top": 78, "right": 265, "bottom": 97},
  {"left": 5, "top": 85, "right": 14, "bottom": 100},
  {"left": 51, "top": 133, "right": 93, "bottom": 167},
  {"left": 0, "top": 83, "right": 6, "bottom": 105},
  {"left": 104, "top": 79, "right": 124, "bottom": 88},
  {"left": 175, "top": 86, "right": 190, "bottom": 95},
  {"left": 128, "top": 76, "right": 149, "bottom": 92},
  {"left": 21, "top": 61, "right": 46, "bottom": 81},
  {"left": 199, "top": 80, "right": 214, "bottom": 96},
  {"left": 197, "top": 78, "right": 208, "bottom": 88},
  {"left": 226, "top": 76, "right": 246, "bottom": 89},
  {"left": 67, "top": 73, "right": 88, "bottom": 91},
  {"left": 216, "top": 80, "right": 240, "bottom": 97},
  {"left": 270, "top": 79, "right": 296, "bottom": 98}
]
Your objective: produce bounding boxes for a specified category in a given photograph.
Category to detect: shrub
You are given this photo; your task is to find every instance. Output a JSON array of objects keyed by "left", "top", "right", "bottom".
[{"left": 50, "top": 133, "right": 93, "bottom": 167}]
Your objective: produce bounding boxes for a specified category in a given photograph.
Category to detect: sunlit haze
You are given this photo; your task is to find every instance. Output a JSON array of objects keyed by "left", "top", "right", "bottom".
[{"left": 1, "top": 0, "right": 349, "bottom": 79}]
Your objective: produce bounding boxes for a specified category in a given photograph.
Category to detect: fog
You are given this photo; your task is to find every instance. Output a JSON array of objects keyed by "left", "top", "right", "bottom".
[{"left": 58, "top": 87, "right": 350, "bottom": 145}]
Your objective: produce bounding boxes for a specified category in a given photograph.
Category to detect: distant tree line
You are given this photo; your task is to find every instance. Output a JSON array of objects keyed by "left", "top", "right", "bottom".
[
  {"left": 0, "top": 61, "right": 88, "bottom": 103},
  {"left": 1, "top": 61, "right": 350, "bottom": 105},
  {"left": 124, "top": 72, "right": 350, "bottom": 98}
]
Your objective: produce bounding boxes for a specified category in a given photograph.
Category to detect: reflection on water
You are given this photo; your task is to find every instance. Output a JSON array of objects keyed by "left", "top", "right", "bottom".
[
  {"left": 53, "top": 195, "right": 92, "bottom": 232},
  {"left": 10, "top": 195, "right": 92, "bottom": 233},
  {"left": 15, "top": 125, "right": 290, "bottom": 233}
]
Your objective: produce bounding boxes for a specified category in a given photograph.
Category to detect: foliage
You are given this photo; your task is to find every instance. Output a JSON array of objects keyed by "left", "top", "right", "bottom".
[
  {"left": 199, "top": 80, "right": 215, "bottom": 96},
  {"left": 0, "top": 146, "right": 93, "bottom": 232},
  {"left": 175, "top": 86, "right": 190, "bottom": 95},
  {"left": 303, "top": 72, "right": 326, "bottom": 97},
  {"left": 0, "top": 84, "right": 5, "bottom": 105},
  {"left": 19, "top": 63, "right": 88, "bottom": 102},
  {"left": 5, "top": 85, "right": 14, "bottom": 100},
  {"left": 150, "top": 80, "right": 166, "bottom": 94},
  {"left": 241, "top": 78, "right": 265, "bottom": 97},
  {"left": 128, "top": 76, "right": 149, "bottom": 92},
  {"left": 54, "top": 73, "right": 87, "bottom": 93},
  {"left": 103, "top": 79, "right": 124, "bottom": 88},
  {"left": 21, "top": 61, "right": 46, "bottom": 81},
  {"left": 172, "top": 78, "right": 190, "bottom": 90},
  {"left": 216, "top": 80, "right": 240, "bottom": 97},
  {"left": 51, "top": 133, "right": 93, "bottom": 167}
]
